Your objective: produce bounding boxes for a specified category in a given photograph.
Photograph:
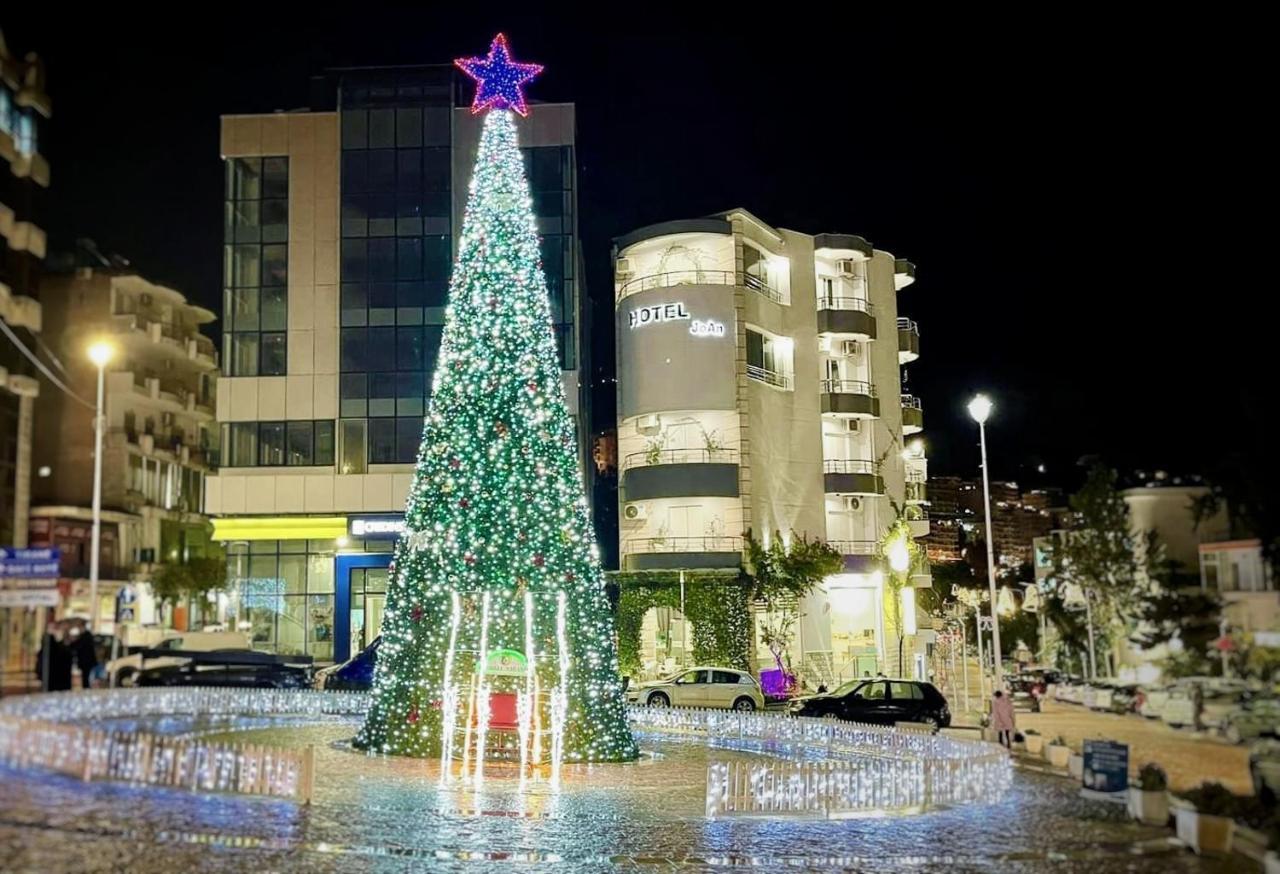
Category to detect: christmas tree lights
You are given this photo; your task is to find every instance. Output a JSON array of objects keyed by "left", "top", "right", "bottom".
[{"left": 354, "top": 37, "right": 637, "bottom": 763}]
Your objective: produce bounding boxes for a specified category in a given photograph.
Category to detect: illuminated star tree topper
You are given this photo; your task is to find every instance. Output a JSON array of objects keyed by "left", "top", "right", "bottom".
[{"left": 455, "top": 32, "right": 544, "bottom": 117}]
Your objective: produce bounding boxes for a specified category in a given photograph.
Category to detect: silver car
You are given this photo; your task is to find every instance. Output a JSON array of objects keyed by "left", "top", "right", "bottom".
[{"left": 626, "top": 666, "right": 764, "bottom": 711}]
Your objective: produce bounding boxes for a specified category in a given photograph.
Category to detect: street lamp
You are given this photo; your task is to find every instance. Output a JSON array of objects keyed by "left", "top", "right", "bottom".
[
  {"left": 968, "top": 393, "right": 1004, "bottom": 692},
  {"left": 87, "top": 340, "right": 115, "bottom": 633}
]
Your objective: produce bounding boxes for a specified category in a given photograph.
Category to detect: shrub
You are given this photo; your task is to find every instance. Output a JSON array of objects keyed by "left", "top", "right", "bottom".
[
  {"left": 1136, "top": 763, "right": 1168, "bottom": 792},
  {"left": 1181, "top": 782, "right": 1238, "bottom": 817}
]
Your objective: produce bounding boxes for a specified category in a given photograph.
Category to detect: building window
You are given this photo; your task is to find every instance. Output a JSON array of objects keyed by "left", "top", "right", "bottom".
[
  {"left": 223, "top": 157, "right": 289, "bottom": 376},
  {"left": 746, "top": 327, "right": 793, "bottom": 390},
  {"left": 219, "top": 421, "right": 335, "bottom": 467},
  {"left": 225, "top": 540, "right": 336, "bottom": 659},
  {"left": 525, "top": 146, "right": 576, "bottom": 369}
]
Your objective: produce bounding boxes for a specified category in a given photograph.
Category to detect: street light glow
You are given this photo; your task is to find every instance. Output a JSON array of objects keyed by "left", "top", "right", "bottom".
[
  {"left": 888, "top": 538, "right": 911, "bottom": 574},
  {"left": 967, "top": 393, "right": 992, "bottom": 424},
  {"left": 87, "top": 340, "right": 115, "bottom": 368}
]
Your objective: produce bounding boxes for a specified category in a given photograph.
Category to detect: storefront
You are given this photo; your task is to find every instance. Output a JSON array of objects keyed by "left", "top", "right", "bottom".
[{"left": 211, "top": 513, "right": 405, "bottom": 665}]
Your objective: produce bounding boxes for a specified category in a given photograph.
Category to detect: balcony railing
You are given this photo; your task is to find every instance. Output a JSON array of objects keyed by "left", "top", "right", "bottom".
[
  {"left": 616, "top": 269, "right": 736, "bottom": 300},
  {"left": 901, "top": 394, "right": 922, "bottom": 411},
  {"left": 820, "top": 379, "right": 876, "bottom": 397},
  {"left": 897, "top": 317, "right": 920, "bottom": 334},
  {"left": 624, "top": 535, "right": 744, "bottom": 555},
  {"left": 614, "top": 269, "right": 782, "bottom": 304},
  {"left": 748, "top": 365, "right": 792, "bottom": 390},
  {"left": 817, "top": 296, "right": 874, "bottom": 315},
  {"left": 623, "top": 447, "right": 740, "bottom": 471},
  {"left": 905, "top": 505, "right": 929, "bottom": 522},
  {"left": 823, "top": 459, "right": 879, "bottom": 476},
  {"left": 742, "top": 272, "right": 784, "bottom": 304},
  {"left": 825, "top": 540, "right": 878, "bottom": 556}
]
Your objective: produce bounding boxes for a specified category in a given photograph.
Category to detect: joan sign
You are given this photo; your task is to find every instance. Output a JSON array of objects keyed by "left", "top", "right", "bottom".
[{"left": 630, "top": 302, "right": 725, "bottom": 338}]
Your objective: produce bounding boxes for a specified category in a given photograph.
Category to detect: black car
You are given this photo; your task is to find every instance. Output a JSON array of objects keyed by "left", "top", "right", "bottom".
[
  {"left": 136, "top": 649, "right": 311, "bottom": 690},
  {"left": 791, "top": 678, "right": 951, "bottom": 729}
]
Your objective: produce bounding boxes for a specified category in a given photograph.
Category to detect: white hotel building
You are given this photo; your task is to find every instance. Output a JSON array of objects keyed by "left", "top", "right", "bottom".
[{"left": 614, "top": 210, "right": 931, "bottom": 683}]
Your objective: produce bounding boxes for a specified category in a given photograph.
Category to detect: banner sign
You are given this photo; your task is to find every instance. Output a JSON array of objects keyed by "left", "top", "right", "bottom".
[{"left": 1082, "top": 739, "right": 1129, "bottom": 797}]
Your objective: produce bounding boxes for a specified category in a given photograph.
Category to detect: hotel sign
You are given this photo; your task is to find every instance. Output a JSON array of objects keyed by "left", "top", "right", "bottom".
[{"left": 629, "top": 301, "right": 724, "bottom": 337}]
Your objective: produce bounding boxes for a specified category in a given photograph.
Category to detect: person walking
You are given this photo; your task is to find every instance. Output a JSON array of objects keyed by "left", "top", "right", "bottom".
[
  {"left": 992, "top": 689, "right": 1016, "bottom": 749},
  {"left": 69, "top": 620, "right": 99, "bottom": 689},
  {"left": 35, "top": 620, "right": 73, "bottom": 692}
]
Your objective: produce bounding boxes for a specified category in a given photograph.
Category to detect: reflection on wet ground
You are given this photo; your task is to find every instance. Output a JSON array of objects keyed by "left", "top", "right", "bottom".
[{"left": 0, "top": 718, "right": 1237, "bottom": 872}]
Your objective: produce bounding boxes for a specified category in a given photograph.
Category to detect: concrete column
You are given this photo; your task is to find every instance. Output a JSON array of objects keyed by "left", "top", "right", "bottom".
[{"left": 7, "top": 375, "right": 40, "bottom": 549}]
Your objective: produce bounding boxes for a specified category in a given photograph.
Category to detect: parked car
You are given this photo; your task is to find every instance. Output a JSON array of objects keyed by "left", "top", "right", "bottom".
[
  {"left": 104, "top": 630, "right": 252, "bottom": 686},
  {"left": 1109, "top": 684, "right": 1141, "bottom": 715},
  {"left": 1250, "top": 739, "right": 1280, "bottom": 804},
  {"left": 136, "top": 651, "right": 311, "bottom": 690},
  {"left": 1221, "top": 697, "right": 1280, "bottom": 744},
  {"left": 315, "top": 637, "right": 380, "bottom": 691},
  {"left": 626, "top": 667, "right": 764, "bottom": 711},
  {"left": 790, "top": 678, "right": 951, "bottom": 730}
]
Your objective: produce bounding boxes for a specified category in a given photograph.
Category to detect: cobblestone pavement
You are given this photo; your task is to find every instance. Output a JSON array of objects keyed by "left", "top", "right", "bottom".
[
  {"left": 1009, "top": 701, "right": 1253, "bottom": 794},
  {"left": 0, "top": 719, "right": 1247, "bottom": 873}
]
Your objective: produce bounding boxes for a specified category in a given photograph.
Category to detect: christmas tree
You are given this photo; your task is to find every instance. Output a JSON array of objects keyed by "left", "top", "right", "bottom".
[{"left": 354, "top": 35, "right": 637, "bottom": 764}]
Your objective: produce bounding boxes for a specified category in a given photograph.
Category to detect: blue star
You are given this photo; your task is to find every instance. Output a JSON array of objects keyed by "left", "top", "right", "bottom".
[{"left": 455, "top": 33, "right": 544, "bottom": 117}]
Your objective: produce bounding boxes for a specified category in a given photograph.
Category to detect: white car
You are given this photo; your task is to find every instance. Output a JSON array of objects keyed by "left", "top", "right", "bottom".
[
  {"left": 106, "top": 630, "right": 252, "bottom": 686},
  {"left": 626, "top": 667, "right": 764, "bottom": 711}
]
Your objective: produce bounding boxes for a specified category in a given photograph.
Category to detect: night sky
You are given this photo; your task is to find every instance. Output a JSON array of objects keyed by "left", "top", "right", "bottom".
[{"left": 4, "top": 8, "right": 1264, "bottom": 488}]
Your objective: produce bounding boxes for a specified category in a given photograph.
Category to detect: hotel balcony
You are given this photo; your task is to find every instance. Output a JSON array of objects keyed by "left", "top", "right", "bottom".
[
  {"left": 748, "top": 364, "right": 792, "bottom": 390},
  {"left": 905, "top": 505, "right": 930, "bottom": 540},
  {"left": 816, "top": 296, "right": 876, "bottom": 339},
  {"left": 614, "top": 268, "right": 782, "bottom": 305},
  {"left": 622, "top": 535, "right": 744, "bottom": 571},
  {"left": 897, "top": 317, "right": 920, "bottom": 364},
  {"left": 823, "top": 459, "right": 885, "bottom": 497},
  {"left": 894, "top": 259, "right": 916, "bottom": 290},
  {"left": 820, "top": 379, "right": 879, "bottom": 419},
  {"left": 901, "top": 394, "right": 924, "bottom": 435},
  {"left": 905, "top": 477, "right": 928, "bottom": 505},
  {"left": 119, "top": 372, "right": 215, "bottom": 421},
  {"left": 826, "top": 539, "right": 882, "bottom": 573},
  {"left": 112, "top": 311, "right": 219, "bottom": 371},
  {"left": 621, "top": 448, "right": 740, "bottom": 500}
]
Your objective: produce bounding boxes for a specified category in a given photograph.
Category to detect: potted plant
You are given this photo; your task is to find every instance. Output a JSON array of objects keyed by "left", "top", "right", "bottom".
[
  {"left": 1174, "top": 782, "right": 1238, "bottom": 856},
  {"left": 1024, "top": 729, "right": 1044, "bottom": 755},
  {"left": 1045, "top": 735, "right": 1071, "bottom": 769},
  {"left": 1128, "top": 763, "right": 1169, "bottom": 826},
  {"left": 1068, "top": 743, "right": 1084, "bottom": 779}
]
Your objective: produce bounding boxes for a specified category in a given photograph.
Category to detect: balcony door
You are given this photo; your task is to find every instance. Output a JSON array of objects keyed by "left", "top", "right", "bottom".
[{"left": 666, "top": 504, "right": 705, "bottom": 549}]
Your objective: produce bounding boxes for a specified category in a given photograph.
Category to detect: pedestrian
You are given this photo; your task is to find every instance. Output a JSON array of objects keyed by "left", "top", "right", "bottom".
[
  {"left": 991, "top": 690, "right": 1016, "bottom": 748},
  {"left": 1191, "top": 682, "right": 1205, "bottom": 733},
  {"left": 69, "top": 620, "right": 99, "bottom": 689},
  {"left": 35, "top": 620, "right": 73, "bottom": 692}
]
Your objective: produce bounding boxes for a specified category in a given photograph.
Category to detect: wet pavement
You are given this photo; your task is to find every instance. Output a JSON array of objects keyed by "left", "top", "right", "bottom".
[{"left": 0, "top": 717, "right": 1243, "bottom": 872}]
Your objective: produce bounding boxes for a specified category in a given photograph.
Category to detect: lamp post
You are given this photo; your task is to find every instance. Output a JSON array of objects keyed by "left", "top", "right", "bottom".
[
  {"left": 968, "top": 393, "right": 1004, "bottom": 692},
  {"left": 87, "top": 340, "right": 114, "bottom": 633}
]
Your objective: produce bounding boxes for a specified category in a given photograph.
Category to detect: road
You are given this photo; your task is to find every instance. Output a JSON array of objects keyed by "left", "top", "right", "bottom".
[{"left": 1013, "top": 699, "right": 1253, "bottom": 794}]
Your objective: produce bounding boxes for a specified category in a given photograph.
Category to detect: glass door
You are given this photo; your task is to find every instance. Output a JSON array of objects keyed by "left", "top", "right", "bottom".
[{"left": 335, "top": 554, "right": 394, "bottom": 664}]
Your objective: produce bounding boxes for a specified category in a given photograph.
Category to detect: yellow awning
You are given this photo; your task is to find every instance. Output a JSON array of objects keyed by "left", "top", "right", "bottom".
[{"left": 211, "top": 516, "right": 348, "bottom": 542}]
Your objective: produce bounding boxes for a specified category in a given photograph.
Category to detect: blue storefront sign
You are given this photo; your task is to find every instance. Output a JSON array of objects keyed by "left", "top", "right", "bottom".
[
  {"left": 0, "top": 548, "right": 61, "bottom": 579},
  {"left": 1082, "top": 739, "right": 1129, "bottom": 797},
  {"left": 348, "top": 515, "right": 406, "bottom": 540}
]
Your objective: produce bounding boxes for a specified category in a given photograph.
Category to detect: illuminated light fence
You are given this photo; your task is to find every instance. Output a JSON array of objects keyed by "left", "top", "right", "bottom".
[
  {"left": 627, "top": 707, "right": 1011, "bottom": 819},
  {"left": 0, "top": 689, "right": 370, "bottom": 804}
]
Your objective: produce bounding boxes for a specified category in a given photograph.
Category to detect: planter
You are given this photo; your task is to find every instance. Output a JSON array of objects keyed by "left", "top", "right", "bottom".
[
  {"left": 1025, "top": 735, "right": 1044, "bottom": 755},
  {"left": 1127, "top": 787, "right": 1169, "bottom": 826},
  {"left": 1265, "top": 850, "right": 1280, "bottom": 874},
  {"left": 1174, "top": 808, "right": 1236, "bottom": 856},
  {"left": 1068, "top": 753, "right": 1084, "bottom": 779},
  {"left": 1045, "top": 744, "right": 1070, "bottom": 769}
]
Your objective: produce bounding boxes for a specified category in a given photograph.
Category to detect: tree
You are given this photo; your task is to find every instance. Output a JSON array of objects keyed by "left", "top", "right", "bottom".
[
  {"left": 353, "top": 97, "right": 636, "bottom": 761},
  {"left": 1129, "top": 533, "right": 1220, "bottom": 673},
  {"left": 149, "top": 556, "right": 227, "bottom": 625},
  {"left": 744, "top": 530, "right": 842, "bottom": 679},
  {"left": 878, "top": 519, "right": 924, "bottom": 675},
  {"left": 1048, "top": 464, "right": 1141, "bottom": 665}
]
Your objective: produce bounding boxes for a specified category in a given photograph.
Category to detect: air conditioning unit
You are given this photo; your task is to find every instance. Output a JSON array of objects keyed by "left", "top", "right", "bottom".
[
  {"left": 844, "top": 419, "right": 862, "bottom": 433},
  {"left": 841, "top": 340, "right": 860, "bottom": 357},
  {"left": 843, "top": 496, "right": 862, "bottom": 512},
  {"left": 623, "top": 503, "right": 648, "bottom": 521},
  {"left": 616, "top": 257, "right": 634, "bottom": 278},
  {"left": 835, "top": 259, "right": 859, "bottom": 276},
  {"left": 636, "top": 414, "right": 662, "bottom": 436}
]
